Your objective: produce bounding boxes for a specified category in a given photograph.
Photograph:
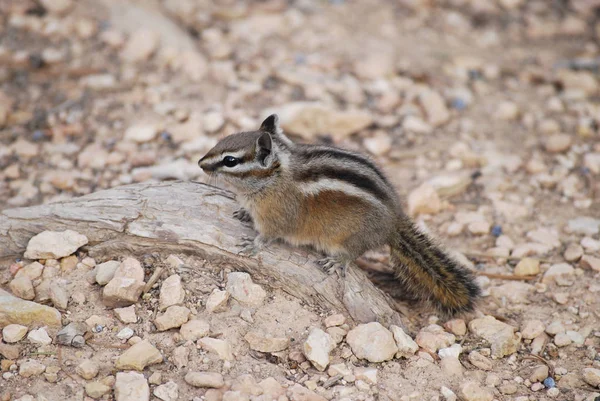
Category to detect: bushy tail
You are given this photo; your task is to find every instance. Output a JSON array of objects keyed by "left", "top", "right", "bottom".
[{"left": 387, "top": 217, "right": 480, "bottom": 317}]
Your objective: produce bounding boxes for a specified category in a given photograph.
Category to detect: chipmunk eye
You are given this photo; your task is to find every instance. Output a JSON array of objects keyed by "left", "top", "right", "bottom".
[{"left": 222, "top": 156, "right": 240, "bottom": 168}]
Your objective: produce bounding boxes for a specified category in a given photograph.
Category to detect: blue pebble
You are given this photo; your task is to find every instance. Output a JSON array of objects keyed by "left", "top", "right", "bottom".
[
  {"left": 294, "top": 53, "right": 306, "bottom": 65},
  {"left": 451, "top": 98, "right": 468, "bottom": 110},
  {"left": 160, "top": 131, "right": 172, "bottom": 141},
  {"left": 491, "top": 225, "right": 502, "bottom": 237},
  {"left": 543, "top": 377, "right": 555, "bottom": 388},
  {"left": 32, "top": 130, "right": 45, "bottom": 142}
]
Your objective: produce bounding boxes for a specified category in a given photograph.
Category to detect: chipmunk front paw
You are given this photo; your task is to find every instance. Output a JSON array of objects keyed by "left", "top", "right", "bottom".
[
  {"left": 238, "top": 235, "right": 269, "bottom": 256},
  {"left": 233, "top": 208, "right": 253, "bottom": 224},
  {"left": 317, "top": 256, "right": 349, "bottom": 277}
]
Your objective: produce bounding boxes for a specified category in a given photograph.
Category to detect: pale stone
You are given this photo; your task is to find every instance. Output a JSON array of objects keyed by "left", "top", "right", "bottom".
[
  {"left": 15, "top": 262, "right": 43, "bottom": 281},
  {"left": 226, "top": 272, "right": 266, "bottom": 307},
  {"left": 103, "top": 278, "right": 144, "bottom": 308},
  {"left": 24, "top": 230, "right": 88, "bottom": 260},
  {"left": 444, "top": 319, "right": 467, "bottom": 336},
  {"left": 115, "top": 340, "right": 163, "bottom": 371},
  {"left": 154, "top": 381, "right": 179, "bottom": 401},
  {"left": 205, "top": 289, "right": 229, "bottom": 312},
  {"left": 408, "top": 183, "right": 442, "bottom": 215},
  {"left": 468, "top": 351, "right": 493, "bottom": 371},
  {"left": 185, "top": 372, "right": 224, "bottom": 388},
  {"left": 514, "top": 258, "right": 540, "bottom": 276},
  {"left": 172, "top": 345, "right": 189, "bottom": 369},
  {"left": 419, "top": 88, "right": 450, "bottom": 127},
  {"left": 567, "top": 217, "right": 600, "bottom": 235},
  {"left": 581, "top": 255, "right": 600, "bottom": 272},
  {"left": 346, "top": 322, "right": 398, "bottom": 363},
  {"left": 114, "top": 305, "right": 137, "bottom": 324},
  {"left": 324, "top": 313, "right": 345, "bottom": 327},
  {"left": 125, "top": 123, "right": 159, "bottom": 143},
  {"left": 95, "top": 261, "right": 120, "bottom": 285},
  {"left": 582, "top": 368, "right": 600, "bottom": 387},
  {"left": 155, "top": 305, "right": 190, "bottom": 331},
  {"left": 287, "top": 384, "right": 327, "bottom": 401},
  {"left": 390, "top": 325, "right": 418, "bottom": 358},
  {"left": 303, "top": 328, "right": 334, "bottom": 371},
  {"left": 268, "top": 102, "right": 373, "bottom": 140},
  {"left": 554, "top": 333, "right": 572, "bottom": 347},
  {"left": 9, "top": 275, "right": 35, "bottom": 302},
  {"left": 49, "top": 282, "right": 69, "bottom": 310},
  {"left": 545, "top": 134, "right": 572, "bottom": 153},
  {"left": 530, "top": 365, "right": 549, "bottom": 382},
  {"left": 245, "top": 331, "right": 290, "bottom": 353},
  {"left": 2, "top": 324, "right": 28, "bottom": 343},
  {"left": 27, "top": 327, "right": 52, "bottom": 345},
  {"left": 85, "top": 382, "right": 111, "bottom": 398},
  {"left": 76, "top": 359, "right": 99, "bottom": 380},
  {"left": 180, "top": 319, "right": 210, "bottom": 341},
  {"left": 115, "top": 371, "right": 150, "bottom": 401},
  {"left": 159, "top": 274, "right": 185, "bottom": 310},
  {"left": 542, "top": 263, "right": 575, "bottom": 286},
  {"left": 468, "top": 316, "right": 519, "bottom": 358},
  {"left": 459, "top": 381, "right": 493, "bottom": 401},
  {"left": 39, "top": 0, "right": 73, "bottom": 14},
  {"left": 121, "top": 30, "right": 158, "bottom": 62},
  {"left": 415, "top": 324, "right": 456, "bottom": 353},
  {"left": 494, "top": 101, "right": 519, "bottom": 120},
  {"left": 521, "top": 320, "right": 545, "bottom": 340},
  {"left": 19, "top": 360, "right": 46, "bottom": 377},
  {"left": 198, "top": 337, "right": 234, "bottom": 360}
]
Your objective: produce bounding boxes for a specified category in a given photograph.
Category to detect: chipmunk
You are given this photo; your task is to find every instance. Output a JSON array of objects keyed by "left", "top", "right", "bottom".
[{"left": 198, "top": 114, "right": 480, "bottom": 316}]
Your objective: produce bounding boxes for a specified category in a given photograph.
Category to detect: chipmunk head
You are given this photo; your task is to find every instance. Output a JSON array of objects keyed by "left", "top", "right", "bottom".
[{"left": 198, "top": 114, "right": 287, "bottom": 194}]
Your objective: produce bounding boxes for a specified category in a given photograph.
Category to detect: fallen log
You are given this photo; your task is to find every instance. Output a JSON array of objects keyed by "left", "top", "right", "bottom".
[{"left": 0, "top": 181, "right": 405, "bottom": 327}]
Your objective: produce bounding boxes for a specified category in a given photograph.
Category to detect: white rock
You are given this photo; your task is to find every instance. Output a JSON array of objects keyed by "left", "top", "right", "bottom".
[
  {"left": 363, "top": 131, "right": 392, "bottom": 156},
  {"left": 0, "top": 289, "right": 61, "bottom": 327},
  {"left": 582, "top": 368, "right": 600, "bottom": 388},
  {"left": 197, "top": 337, "right": 234, "bottom": 360},
  {"left": 494, "top": 101, "right": 519, "bottom": 120},
  {"left": 114, "top": 305, "right": 138, "bottom": 323},
  {"left": 9, "top": 276, "right": 35, "bottom": 300},
  {"left": 19, "top": 360, "right": 46, "bottom": 377},
  {"left": 76, "top": 359, "right": 99, "bottom": 380},
  {"left": 95, "top": 261, "right": 120, "bottom": 285},
  {"left": 203, "top": 111, "right": 225, "bottom": 133},
  {"left": 303, "top": 328, "right": 334, "bottom": 371},
  {"left": 390, "top": 325, "right": 418, "bottom": 358},
  {"left": 439, "top": 344, "right": 462, "bottom": 359},
  {"left": 245, "top": 331, "right": 290, "bottom": 353},
  {"left": 154, "top": 305, "right": 190, "bottom": 331},
  {"left": 354, "top": 367, "right": 378, "bottom": 385},
  {"left": 554, "top": 333, "right": 572, "bottom": 347},
  {"left": 567, "top": 217, "right": 600, "bottom": 235},
  {"left": 468, "top": 316, "right": 519, "bottom": 358},
  {"left": 185, "top": 372, "right": 224, "bottom": 388},
  {"left": 49, "top": 281, "right": 69, "bottom": 310},
  {"left": 419, "top": 88, "right": 450, "bottom": 127},
  {"left": 115, "top": 340, "right": 163, "bottom": 371},
  {"left": 226, "top": 272, "right": 266, "bottom": 307},
  {"left": 154, "top": 381, "right": 179, "bottom": 401},
  {"left": 117, "top": 328, "right": 134, "bottom": 340},
  {"left": 39, "top": 0, "right": 73, "bottom": 14},
  {"left": 27, "top": 327, "right": 52, "bottom": 345},
  {"left": 581, "top": 255, "right": 600, "bottom": 272},
  {"left": 24, "top": 230, "right": 88, "bottom": 260},
  {"left": 408, "top": 183, "right": 442, "bottom": 215},
  {"left": 440, "top": 386, "right": 457, "bottom": 401},
  {"left": 205, "top": 289, "right": 229, "bottom": 312},
  {"left": 124, "top": 122, "right": 159, "bottom": 143},
  {"left": 403, "top": 115, "right": 432, "bottom": 134},
  {"left": 2, "top": 324, "right": 28, "bottom": 343},
  {"left": 267, "top": 102, "right": 373, "bottom": 140},
  {"left": 459, "top": 381, "right": 493, "bottom": 401},
  {"left": 542, "top": 263, "right": 575, "bottom": 286},
  {"left": 545, "top": 134, "right": 572, "bottom": 153},
  {"left": 521, "top": 320, "right": 545, "bottom": 340},
  {"left": 115, "top": 371, "right": 150, "bottom": 401},
  {"left": 324, "top": 314, "right": 345, "bottom": 327},
  {"left": 545, "top": 321, "right": 565, "bottom": 336},
  {"left": 121, "top": 30, "right": 158, "bottom": 62},
  {"left": 346, "top": 322, "right": 398, "bottom": 363},
  {"left": 415, "top": 324, "right": 456, "bottom": 353},
  {"left": 159, "top": 274, "right": 185, "bottom": 310},
  {"left": 180, "top": 319, "right": 210, "bottom": 341}
]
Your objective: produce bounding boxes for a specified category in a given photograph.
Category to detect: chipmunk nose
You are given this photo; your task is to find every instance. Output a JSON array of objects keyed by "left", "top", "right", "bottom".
[{"left": 198, "top": 157, "right": 215, "bottom": 173}]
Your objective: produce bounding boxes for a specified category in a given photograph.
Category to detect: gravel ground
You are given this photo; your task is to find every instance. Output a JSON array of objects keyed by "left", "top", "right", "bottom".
[{"left": 1, "top": 0, "right": 600, "bottom": 400}]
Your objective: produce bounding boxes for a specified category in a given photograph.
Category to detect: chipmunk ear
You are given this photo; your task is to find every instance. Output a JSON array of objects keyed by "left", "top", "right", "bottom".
[
  {"left": 256, "top": 131, "right": 272, "bottom": 165},
  {"left": 259, "top": 114, "right": 280, "bottom": 134}
]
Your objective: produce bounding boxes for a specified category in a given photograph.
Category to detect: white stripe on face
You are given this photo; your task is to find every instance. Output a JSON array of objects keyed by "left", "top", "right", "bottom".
[{"left": 297, "top": 178, "right": 385, "bottom": 208}]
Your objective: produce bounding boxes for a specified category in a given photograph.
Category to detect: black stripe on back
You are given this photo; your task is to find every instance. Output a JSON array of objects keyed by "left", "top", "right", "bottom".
[
  {"left": 295, "top": 165, "right": 392, "bottom": 203},
  {"left": 296, "top": 145, "right": 391, "bottom": 187}
]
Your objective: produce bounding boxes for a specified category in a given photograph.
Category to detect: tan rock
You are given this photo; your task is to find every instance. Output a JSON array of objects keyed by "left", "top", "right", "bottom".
[
  {"left": 0, "top": 289, "right": 61, "bottom": 327},
  {"left": 245, "top": 331, "right": 289, "bottom": 353},
  {"left": 115, "top": 340, "right": 163, "bottom": 371}
]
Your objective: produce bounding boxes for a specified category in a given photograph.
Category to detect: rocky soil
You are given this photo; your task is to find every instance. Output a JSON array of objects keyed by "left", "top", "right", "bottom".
[{"left": 1, "top": 0, "right": 600, "bottom": 400}]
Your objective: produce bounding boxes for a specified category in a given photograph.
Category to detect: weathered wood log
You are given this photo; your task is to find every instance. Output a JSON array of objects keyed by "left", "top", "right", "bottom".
[{"left": 0, "top": 181, "right": 405, "bottom": 327}]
